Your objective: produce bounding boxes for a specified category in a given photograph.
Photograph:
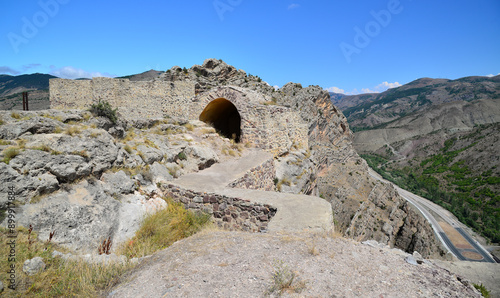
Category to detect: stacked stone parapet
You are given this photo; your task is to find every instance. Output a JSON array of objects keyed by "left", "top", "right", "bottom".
[
  {"left": 164, "top": 184, "right": 277, "bottom": 232},
  {"left": 50, "top": 77, "right": 196, "bottom": 119},
  {"left": 227, "top": 157, "right": 276, "bottom": 191}
]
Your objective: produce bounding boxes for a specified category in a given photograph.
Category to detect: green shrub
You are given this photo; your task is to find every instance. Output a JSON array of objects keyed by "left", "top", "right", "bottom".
[
  {"left": 473, "top": 283, "right": 490, "bottom": 298},
  {"left": 2, "top": 147, "right": 20, "bottom": 164},
  {"left": 177, "top": 152, "right": 187, "bottom": 161},
  {"left": 89, "top": 100, "right": 118, "bottom": 124}
]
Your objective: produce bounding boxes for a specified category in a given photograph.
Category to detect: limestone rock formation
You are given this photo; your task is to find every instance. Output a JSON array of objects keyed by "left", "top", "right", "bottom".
[{"left": 1, "top": 59, "right": 447, "bottom": 259}]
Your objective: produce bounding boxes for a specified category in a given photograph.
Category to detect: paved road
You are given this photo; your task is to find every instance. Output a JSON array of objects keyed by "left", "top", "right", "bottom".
[{"left": 368, "top": 168, "right": 496, "bottom": 263}]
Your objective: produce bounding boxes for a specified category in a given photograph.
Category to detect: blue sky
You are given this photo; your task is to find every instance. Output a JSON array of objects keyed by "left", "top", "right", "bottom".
[{"left": 1, "top": 0, "right": 499, "bottom": 94}]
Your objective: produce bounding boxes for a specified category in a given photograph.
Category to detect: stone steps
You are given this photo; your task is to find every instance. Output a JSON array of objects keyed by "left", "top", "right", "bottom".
[{"left": 171, "top": 149, "right": 334, "bottom": 233}]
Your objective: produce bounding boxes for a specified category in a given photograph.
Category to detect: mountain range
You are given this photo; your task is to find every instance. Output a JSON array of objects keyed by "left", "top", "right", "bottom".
[{"left": 332, "top": 76, "right": 500, "bottom": 244}]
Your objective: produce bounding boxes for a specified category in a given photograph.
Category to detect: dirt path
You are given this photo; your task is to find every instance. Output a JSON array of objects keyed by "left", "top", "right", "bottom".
[
  {"left": 171, "top": 149, "right": 333, "bottom": 233},
  {"left": 108, "top": 230, "right": 481, "bottom": 297}
]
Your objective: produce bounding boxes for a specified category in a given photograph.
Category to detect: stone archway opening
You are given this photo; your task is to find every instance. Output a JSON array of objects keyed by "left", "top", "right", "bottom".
[{"left": 199, "top": 98, "right": 241, "bottom": 142}]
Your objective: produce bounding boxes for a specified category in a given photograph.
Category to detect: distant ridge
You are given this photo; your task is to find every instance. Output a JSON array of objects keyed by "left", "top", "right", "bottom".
[
  {"left": 117, "top": 69, "right": 164, "bottom": 81},
  {"left": 0, "top": 73, "right": 57, "bottom": 97}
]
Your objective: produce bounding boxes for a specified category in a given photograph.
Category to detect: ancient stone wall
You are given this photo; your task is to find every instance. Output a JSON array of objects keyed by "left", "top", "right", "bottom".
[
  {"left": 50, "top": 78, "right": 196, "bottom": 119},
  {"left": 50, "top": 79, "right": 308, "bottom": 156},
  {"left": 227, "top": 158, "right": 276, "bottom": 191},
  {"left": 164, "top": 184, "right": 277, "bottom": 232},
  {"left": 192, "top": 86, "right": 309, "bottom": 156}
]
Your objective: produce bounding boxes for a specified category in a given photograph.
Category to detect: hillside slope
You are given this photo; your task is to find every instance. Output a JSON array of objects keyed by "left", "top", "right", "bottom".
[{"left": 332, "top": 76, "right": 500, "bottom": 244}]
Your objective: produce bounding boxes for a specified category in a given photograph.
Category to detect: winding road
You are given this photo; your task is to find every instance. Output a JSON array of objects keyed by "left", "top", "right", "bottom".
[{"left": 368, "top": 168, "right": 496, "bottom": 263}]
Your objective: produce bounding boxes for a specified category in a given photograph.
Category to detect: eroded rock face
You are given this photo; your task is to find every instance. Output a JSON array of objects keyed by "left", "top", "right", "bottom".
[
  {"left": 272, "top": 83, "right": 446, "bottom": 258},
  {"left": 0, "top": 110, "right": 224, "bottom": 252}
]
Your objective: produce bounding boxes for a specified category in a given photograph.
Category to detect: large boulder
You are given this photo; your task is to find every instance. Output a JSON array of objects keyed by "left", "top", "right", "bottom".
[
  {"left": 14, "top": 179, "right": 122, "bottom": 253},
  {"left": 101, "top": 171, "right": 136, "bottom": 196},
  {"left": 183, "top": 145, "right": 219, "bottom": 171},
  {"left": 0, "top": 117, "right": 61, "bottom": 139}
]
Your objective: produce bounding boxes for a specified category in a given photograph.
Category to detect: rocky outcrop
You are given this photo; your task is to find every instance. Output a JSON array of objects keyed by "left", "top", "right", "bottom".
[
  {"left": 268, "top": 83, "right": 446, "bottom": 258},
  {"left": 0, "top": 110, "right": 241, "bottom": 253}
]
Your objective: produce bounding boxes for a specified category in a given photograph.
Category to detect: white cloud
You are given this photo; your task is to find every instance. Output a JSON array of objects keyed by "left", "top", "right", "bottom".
[
  {"left": 485, "top": 73, "right": 500, "bottom": 77},
  {"left": 288, "top": 3, "right": 300, "bottom": 10},
  {"left": 325, "top": 81, "right": 402, "bottom": 95},
  {"left": 50, "top": 66, "right": 114, "bottom": 79},
  {"left": 326, "top": 86, "right": 345, "bottom": 94},
  {"left": 0, "top": 66, "right": 20, "bottom": 75},
  {"left": 375, "top": 81, "right": 402, "bottom": 90}
]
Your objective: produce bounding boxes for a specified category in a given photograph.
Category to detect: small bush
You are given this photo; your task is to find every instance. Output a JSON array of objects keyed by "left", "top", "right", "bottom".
[
  {"left": 473, "top": 283, "right": 490, "bottom": 298},
  {"left": 2, "top": 147, "right": 20, "bottom": 164},
  {"left": 89, "top": 100, "right": 118, "bottom": 124},
  {"left": 267, "top": 260, "right": 307, "bottom": 296},
  {"left": 11, "top": 112, "right": 21, "bottom": 119},
  {"left": 177, "top": 152, "right": 187, "bottom": 161}
]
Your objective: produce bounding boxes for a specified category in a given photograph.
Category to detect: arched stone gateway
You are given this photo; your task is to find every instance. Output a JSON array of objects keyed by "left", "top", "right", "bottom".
[
  {"left": 199, "top": 98, "right": 241, "bottom": 142},
  {"left": 193, "top": 86, "right": 308, "bottom": 155}
]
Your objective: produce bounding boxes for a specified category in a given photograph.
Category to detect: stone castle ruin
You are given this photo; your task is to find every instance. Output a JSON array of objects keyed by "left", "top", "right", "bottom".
[{"left": 50, "top": 77, "right": 308, "bottom": 155}]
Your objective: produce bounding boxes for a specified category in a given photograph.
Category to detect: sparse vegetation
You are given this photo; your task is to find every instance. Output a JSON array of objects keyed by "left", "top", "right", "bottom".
[
  {"left": 64, "top": 125, "right": 82, "bottom": 136},
  {"left": 31, "top": 144, "right": 51, "bottom": 152},
  {"left": 0, "top": 226, "right": 132, "bottom": 297},
  {"left": 184, "top": 123, "right": 195, "bottom": 131},
  {"left": 119, "top": 198, "right": 211, "bottom": 258},
  {"left": 267, "top": 259, "right": 307, "bottom": 296},
  {"left": 361, "top": 128, "right": 500, "bottom": 243},
  {"left": 72, "top": 150, "right": 89, "bottom": 159},
  {"left": 276, "top": 177, "right": 292, "bottom": 191},
  {"left": 2, "top": 146, "right": 20, "bottom": 164},
  {"left": 473, "top": 283, "right": 491, "bottom": 298},
  {"left": 177, "top": 151, "right": 187, "bottom": 161},
  {"left": 11, "top": 111, "right": 21, "bottom": 119},
  {"left": 123, "top": 145, "right": 133, "bottom": 154},
  {"left": 89, "top": 100, "right": 118, "bottom": 124}
]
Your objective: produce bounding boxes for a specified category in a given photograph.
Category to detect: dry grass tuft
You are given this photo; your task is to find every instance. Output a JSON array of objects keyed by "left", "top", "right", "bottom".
[
  {"left": 267, "top": 259, "right": 307, "bottom": 296},
  {"left": 118, "top": 198, "right": 211, "bottom": 258},
  {"left": 0, "top": 227, "right": 132, "bottom": 297},
  {"left": 2, "top": 146, "right": 20, "bottom": 164},
  {"left": 64, "top": 126, "right": 82, "bottom": 136},
  {"left": 183, "top": 123, "right": 195, "bottom": 131}
]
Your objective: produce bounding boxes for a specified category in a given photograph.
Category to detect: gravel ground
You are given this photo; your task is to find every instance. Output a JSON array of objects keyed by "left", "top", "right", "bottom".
[{"left": 108, "top": 230, "right": 481, "bottom": 297}]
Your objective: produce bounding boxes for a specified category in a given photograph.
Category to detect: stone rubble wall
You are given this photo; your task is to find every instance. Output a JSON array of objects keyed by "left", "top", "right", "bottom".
[
  {"left": 50, "top": 79, "right": 308, "bottom": 156},
  {"left": 50, "top": 78, "right": 196, "bottom": 119},
  {"left": 227, "top": 158, "right": 276, "bottom": 191},
  {"left": 191, "top": 86, "right": 309, "bottom": 156},
  {"left": 164, "top": 184, "right": 277, "bottom": 232}
]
